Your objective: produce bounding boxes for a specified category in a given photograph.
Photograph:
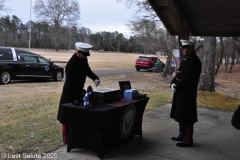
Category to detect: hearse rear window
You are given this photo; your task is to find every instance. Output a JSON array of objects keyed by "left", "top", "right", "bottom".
[{"left": 0, "top": 48, "right": 13, "bottom": 60}]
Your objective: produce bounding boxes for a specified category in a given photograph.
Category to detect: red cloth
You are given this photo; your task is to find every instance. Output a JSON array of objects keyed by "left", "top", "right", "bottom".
[{"left": 62, "top": 125, "right": 68, "bottom": 143}]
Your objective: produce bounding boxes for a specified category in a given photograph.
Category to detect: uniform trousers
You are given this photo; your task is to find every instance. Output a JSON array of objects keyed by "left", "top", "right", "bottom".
[{"left": 177, "top": 123, "right": 194, "bottom": 144}]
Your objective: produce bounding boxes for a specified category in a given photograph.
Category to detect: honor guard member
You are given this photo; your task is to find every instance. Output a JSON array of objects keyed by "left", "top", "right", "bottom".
[
  {"left": 170, "top": 39, "right": 202, "bottom": 147},
  {"left": 57, "top": 42, "right": 100, "bottom": 143}
]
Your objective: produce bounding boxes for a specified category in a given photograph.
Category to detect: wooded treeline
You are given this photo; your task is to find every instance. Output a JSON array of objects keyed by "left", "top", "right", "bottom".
[
  {"left": 0, "top": 15, "right": 136, "bottom": 52},
  {"left": 0, "top": 15, "right": 239, "bottom": 65}
]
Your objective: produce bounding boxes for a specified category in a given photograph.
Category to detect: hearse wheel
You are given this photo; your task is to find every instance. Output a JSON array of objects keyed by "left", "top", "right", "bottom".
[
  {"left": 54, "top": 71, "right": 63, "bottom": 81},
  {"left": 0, "top": 71, "right": 11, "bottom": 84}
]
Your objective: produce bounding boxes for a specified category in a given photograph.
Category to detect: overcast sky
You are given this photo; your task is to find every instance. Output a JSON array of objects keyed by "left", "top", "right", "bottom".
[{"left": 3, "top": 0, "right": 135, "bottom": 37}]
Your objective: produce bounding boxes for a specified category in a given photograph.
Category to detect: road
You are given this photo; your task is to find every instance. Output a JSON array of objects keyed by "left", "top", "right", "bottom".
[
  {"left": 94, "top": 69, "right": 136, "bottom": 76},
  {"left": 10, "top": 69, "right": 137, "bottom": 83}
]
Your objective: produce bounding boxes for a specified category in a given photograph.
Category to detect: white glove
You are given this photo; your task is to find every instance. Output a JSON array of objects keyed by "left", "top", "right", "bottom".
[
  {"left": 171, "top": 83, "right": 176, "bottom": 92},
  {"left": 94, "top": 79, "right": 100, "bottom": 87}
]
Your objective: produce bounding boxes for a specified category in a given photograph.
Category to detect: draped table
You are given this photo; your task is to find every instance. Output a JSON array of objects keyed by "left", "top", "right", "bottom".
[{"left": 62, "top": 97, "right": 149, "bottom": 159}]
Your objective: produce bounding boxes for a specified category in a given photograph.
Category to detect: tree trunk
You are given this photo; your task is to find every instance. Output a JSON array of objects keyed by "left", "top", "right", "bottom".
[
  {"left": 229, "top": 37, "right": 237, "bottom": 73},
  {"left": 195, "top": 41, "right": 204, "bottom": 63},
  {"left": 236, "top": 51, "right": 239, "bottom": 64},
  {"left": 54, "top": 23, "right": 60, "bottom": 51},
  {"left": 225, "top": 56, "right": 228, "bottom": 72},
  {"left": 162, "top": 50, "right": 173, "bottom": 78},
  {"left": 162, "top": 32, "right": 174, "bottom": 78},
  {"left": 215, "top": 37, "right": 224, "bottom": 75},
  {"left": 198, "top": 37, "right": 216, "bottom": 91}
]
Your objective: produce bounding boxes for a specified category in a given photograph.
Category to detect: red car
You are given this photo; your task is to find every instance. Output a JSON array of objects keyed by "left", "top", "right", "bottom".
[{"left": 135, "top": 56, "right": 165, "bottom": 71}]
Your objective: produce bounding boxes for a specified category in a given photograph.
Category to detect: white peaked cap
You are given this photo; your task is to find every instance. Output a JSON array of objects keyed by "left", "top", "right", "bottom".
[
  {"left": 75, "top": 42, "right": 93, "bottom": 52},
  {"left": 180, "top": 39, "right": 195, "bottom": 46}
]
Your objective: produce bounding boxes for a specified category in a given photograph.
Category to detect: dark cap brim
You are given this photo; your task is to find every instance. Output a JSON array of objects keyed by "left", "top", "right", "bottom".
[
  {"left": 81, "top": 52, "right": 90, "bottom": 56},
  {"left": 180, "top": 45, "right": 190, "bottom": 48}
]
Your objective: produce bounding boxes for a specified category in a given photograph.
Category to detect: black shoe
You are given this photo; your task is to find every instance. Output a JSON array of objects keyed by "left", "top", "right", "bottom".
[
  {"left": 171, "top": 137, "right": 183, "bottom": 141},
  {"left": 176, "top": 142, "right": 193, "bottom": 147}
]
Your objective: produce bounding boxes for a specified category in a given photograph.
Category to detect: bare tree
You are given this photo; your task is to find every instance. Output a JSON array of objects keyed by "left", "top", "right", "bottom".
[
  {"left": 198, "top": 37, "right": 216, "bottom": 91},
  {"left": 229, "top": 37, "right": 237, "bottom": 73},
  {"left": 33, "top": 0, "right": 80, "bottom": 51},
  {"left": 161, "top": 32, "right": 178, "bottom": 78},
  {"left": 116, "top": 0, "right": 158, "bottom": 21},
  {"left": 11, "top": 15, "right": 21, "bottom": 45},
  {"left": 194, "top": 40, "right": 204, "bottom": 63},
  {"left": 78, "top": 27, "right": 92, "bottom": 44},
  {"left": 235, "top": 37, "right": 240, "bottom": 64},
  {"left": 127, "top": 19, "right": 159, "bottom": 54},
  {"left": 223, "top": 37, "right": 233, "bottom": 72},
  {"left": 119, "top": 0, "right": 178, "bottom": 76},
  {"left": 0, "top": 0, "right": 8, "bottom": 14},
  {"left": 116, "top": 32, "right": 124, "bottom": 52},
  {"left": 215, "top": 37, "right": 224, "bottom": 75},
  {"left": 116, "top": 0, "right": 138, "bottom": 8}
]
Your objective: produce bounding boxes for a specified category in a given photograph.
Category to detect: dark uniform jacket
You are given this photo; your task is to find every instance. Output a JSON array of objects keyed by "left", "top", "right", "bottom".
[
  {"left": 57, "top": 53, "right": 99, "bottom": 124},
  {"left": 170, "top": 52, "right": 202, "bottom": 125}
]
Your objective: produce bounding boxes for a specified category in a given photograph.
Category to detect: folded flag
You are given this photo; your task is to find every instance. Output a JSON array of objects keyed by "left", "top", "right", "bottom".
[{"left": 84, "top": 85, "right": 93, "bottom": 108}]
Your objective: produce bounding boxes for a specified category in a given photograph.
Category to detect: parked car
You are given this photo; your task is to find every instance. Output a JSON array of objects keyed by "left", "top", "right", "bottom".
[
  {"left": 135, "top": 55, "right": 165, "bottom": 71},
  {"left": 0, "top": 46, "right": 64, "bottom": 84},
  {"left": 98, "top": 49, "right": 105, "bottom": 53}
]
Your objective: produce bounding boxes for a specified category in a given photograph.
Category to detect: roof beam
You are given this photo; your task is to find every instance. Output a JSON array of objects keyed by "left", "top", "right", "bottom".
[
  {"left": 148, "top": 0, "right": 174, "bottom": 35},
  {"left": 167, "top": 0, "right": 193, "bottom": 37}
]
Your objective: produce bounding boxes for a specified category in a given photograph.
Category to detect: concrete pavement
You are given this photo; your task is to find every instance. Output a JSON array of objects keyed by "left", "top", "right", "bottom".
[{"left": 38, "top": 104, "right": 240, "bottom": 160}]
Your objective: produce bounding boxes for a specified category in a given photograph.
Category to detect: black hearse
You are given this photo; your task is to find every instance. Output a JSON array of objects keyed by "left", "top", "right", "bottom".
[{"left": 0, "top": 46, "right": 64, "bottom": 84}]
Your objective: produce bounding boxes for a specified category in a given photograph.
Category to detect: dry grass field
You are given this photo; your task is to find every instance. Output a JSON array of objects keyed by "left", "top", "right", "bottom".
[
  {"left": 0, "top": 49, "right": 239, "bottom": 158},
  {"left": 31, "top": 49, "right": 154, "bottom": 70}
]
